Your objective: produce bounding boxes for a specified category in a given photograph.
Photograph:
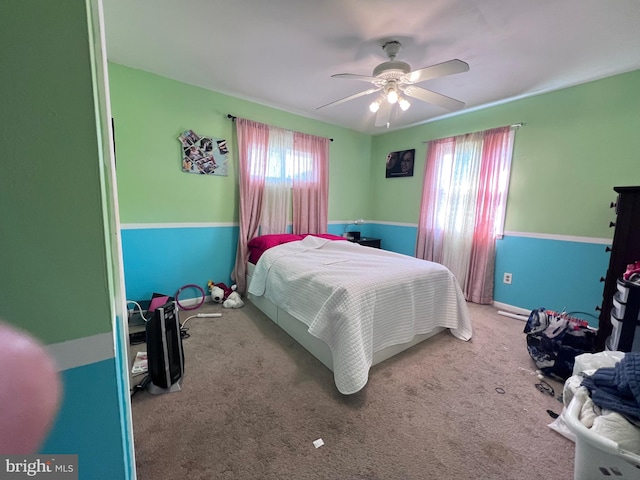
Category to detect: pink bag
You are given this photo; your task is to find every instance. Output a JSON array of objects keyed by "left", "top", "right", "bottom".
[{"left": 623, "top": 261, "right": 640, "bottom": 282}]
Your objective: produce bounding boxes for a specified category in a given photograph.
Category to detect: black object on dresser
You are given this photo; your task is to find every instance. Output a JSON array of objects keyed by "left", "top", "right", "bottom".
[
  {"left": 350, "top": 237, "right": 381, "bottom": 249},
  {"left": 597, "top": 186, "right": 640, "bottom": 351}
]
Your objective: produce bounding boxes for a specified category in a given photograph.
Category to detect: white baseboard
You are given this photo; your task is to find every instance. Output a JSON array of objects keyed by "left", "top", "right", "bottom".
[{"left": 492, "top": 301, "right": 531, "bottom": 316}]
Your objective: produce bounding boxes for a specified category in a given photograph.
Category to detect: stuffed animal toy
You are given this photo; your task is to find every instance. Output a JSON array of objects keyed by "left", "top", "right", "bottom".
[{"left": 207, "top": 280, "right": 244, "bottom": 309}]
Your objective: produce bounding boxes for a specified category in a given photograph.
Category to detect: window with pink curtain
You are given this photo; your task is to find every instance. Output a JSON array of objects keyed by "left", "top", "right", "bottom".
[
  {"left": 231, "top": 118, "right": 329, "bottom": 292},
  {"left": 231, "top": 119, "right": 269, "bottom": 293},
  {"left": 292, "top": 132, "right": 329, "bottom": 234},
  {"left": 416, "top": 126, "right": 515, "bottom": 304}
]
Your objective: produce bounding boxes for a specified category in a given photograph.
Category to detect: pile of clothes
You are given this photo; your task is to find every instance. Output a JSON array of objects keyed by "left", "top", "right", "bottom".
[
  {"left": 581, "top": 353, "right": 640, "bottom": 426},
  {"left": 561, "top": 352, "right": 640, "bottom": 455}
]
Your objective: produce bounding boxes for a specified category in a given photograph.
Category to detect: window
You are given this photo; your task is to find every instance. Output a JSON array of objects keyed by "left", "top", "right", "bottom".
[
  {"left": 233, "top": 117, "right": 329, "bottom": 291},
  {"left": 434, "top": 150, "right": 511, "bottom": 238},
  {"left": 258, "top": 150, "right": 314, "bottom": 182},
  {"left": 248, "top": 130, "right": 314, "bottom": 183},
  {"left": 417, "top": 126, "right": 516, "bottom": 304}
]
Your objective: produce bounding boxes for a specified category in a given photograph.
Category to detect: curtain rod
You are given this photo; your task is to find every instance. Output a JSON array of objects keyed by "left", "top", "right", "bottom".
[
  {"left": 421, "top": 122, "right": 524, "bottom": 144},
  {"left": 227, "top": 114, "right": 333, "bottom": 142}
]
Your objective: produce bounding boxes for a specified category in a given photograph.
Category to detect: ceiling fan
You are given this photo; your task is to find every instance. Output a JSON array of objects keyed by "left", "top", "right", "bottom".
[{"left": 318, "top": 41, "right": 469, "bottom": 127}]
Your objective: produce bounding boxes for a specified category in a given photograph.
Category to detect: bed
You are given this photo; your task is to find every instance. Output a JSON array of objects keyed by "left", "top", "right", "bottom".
[{"left": 245, "top": 234, "right": 473, "bottom": 394}]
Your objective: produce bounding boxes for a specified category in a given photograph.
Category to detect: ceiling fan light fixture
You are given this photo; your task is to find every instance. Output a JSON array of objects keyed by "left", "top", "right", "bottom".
[
  {"left": 320, "top": 40, "right": 469, "bottom": 124},
  {"left": 369, "top": 94, "right": 386, "bottom": 113}
]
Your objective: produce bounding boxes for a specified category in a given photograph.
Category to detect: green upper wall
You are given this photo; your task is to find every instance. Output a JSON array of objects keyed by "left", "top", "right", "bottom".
[
  {"left": 108, "top": 63, "right": 372, "bottom": 224},
  {"left": 0, "top": 0, "right": 114, "bottom": 344},
  {"left": 111, "top": 63, "right": 640, "bottom": 239},
  {"left": 371, "top": 69, "right": 640, "bottom": 238}
]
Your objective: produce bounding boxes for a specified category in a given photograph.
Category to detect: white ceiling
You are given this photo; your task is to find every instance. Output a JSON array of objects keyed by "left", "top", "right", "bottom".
[{"left": 102, "top": 0, "right": 640, "bottom": 135}]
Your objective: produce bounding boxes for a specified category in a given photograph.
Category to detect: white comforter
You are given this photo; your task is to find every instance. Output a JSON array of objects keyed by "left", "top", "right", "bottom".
[{"left": 248, "top": 236, "right": 473, "bottom": 394}]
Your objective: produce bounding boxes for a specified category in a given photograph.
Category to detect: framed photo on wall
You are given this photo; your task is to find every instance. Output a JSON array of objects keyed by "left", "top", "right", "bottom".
[{"left": 386, "top": 148, "right": 415, "bottom": 178}]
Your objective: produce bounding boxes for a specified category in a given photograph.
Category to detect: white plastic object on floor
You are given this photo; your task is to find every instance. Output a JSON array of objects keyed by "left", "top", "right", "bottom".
[
  {"left": 564, "top": 389, "right": 640, "bottom": 479},
  {"left": 196, "top": 313, "right": 222, "bottom": 318},
  {"left": 497, "top": 310, "right": 529, "bottom": 321}
]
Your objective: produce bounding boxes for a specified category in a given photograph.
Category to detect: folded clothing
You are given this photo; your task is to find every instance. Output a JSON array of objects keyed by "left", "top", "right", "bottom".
[
  {"left": 564, "top": 351, "right": 625, "bottom": 408},
  {"left": 581, "top": 352, "right": 640, "bottom": 424}
]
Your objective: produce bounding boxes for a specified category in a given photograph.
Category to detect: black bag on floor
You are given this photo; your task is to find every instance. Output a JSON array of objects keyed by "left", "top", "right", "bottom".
[{"left": 524, "top": 308, "right": 597, "bottom": 381}]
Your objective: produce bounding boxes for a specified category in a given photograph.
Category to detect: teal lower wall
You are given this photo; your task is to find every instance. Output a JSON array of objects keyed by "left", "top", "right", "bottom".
[
  {"left": 121, "top": 223, "right": 608, "bottom": 327},
  {"left": 122, "top": 223, "right": 364, "bottom": 301},
  {"left": 41, "top": 358, "right": 127, "bottom": 479},
  {"left": 494, "top": 235, "right": 609, "bottom": 325},
  {"left": 114, "top": 315, "right": 136, "bottom": 479},
  {"left": 121, "top": 225, "right": 238, "bottom": 301},
  {"left": 328, "top": 222, "right": 374, "bottom": 239},
  {"left": 369, "top": 223, "right": 417, "bottom": 256},
  {"left": 371, "top": 225, "right": 608, "bottom": 326}
]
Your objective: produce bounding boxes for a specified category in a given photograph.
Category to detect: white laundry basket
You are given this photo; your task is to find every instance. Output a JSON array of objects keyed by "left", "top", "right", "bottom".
[{"left": 564, "top": 391, "right": 640, "bottom": 479}]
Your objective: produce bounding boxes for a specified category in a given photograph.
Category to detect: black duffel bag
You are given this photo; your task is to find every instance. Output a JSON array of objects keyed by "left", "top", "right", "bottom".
[{"left": 524, "top": 307, "right": 597, "bottom": 381}]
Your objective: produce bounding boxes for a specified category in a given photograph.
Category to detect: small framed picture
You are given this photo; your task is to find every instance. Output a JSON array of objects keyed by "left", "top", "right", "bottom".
[{"left": 385, "top": 149, "right": 415, "bottom": 178}]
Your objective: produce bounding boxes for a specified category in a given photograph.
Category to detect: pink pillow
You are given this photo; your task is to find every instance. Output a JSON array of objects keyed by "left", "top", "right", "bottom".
[
  {"left": 248, "top": 234, "right": 303, "bottom": 263},
  {"left": 248, "top": 234, "right": 303, "bottom": 250},
  {"left": 247, "top": 233, "right": 348, "bottom": 264}
]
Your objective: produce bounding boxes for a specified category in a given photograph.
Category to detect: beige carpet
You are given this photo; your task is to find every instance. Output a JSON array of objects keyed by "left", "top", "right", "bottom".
[{"left": 129, "top": 301, "right": 575, "bottom": 480}]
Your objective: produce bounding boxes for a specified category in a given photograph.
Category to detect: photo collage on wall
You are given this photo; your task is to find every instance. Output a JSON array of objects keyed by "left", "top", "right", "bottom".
[{"left": 179, "top": 129, "right": 229, "bottom": 176}]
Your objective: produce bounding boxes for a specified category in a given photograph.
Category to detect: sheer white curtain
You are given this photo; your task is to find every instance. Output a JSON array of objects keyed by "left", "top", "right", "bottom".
[
  {"left": 417, "top": 126, "right": 515, "bottom": 304},
  {"left": 260, "top": 128, "right": 292, "bottom": 235},
  {"left": 438, "top": 133, "right": 483, "bottom": 290}
]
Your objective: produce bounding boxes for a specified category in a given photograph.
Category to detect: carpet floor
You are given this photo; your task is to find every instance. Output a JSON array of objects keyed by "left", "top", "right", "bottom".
[{"left": 129, "top": 300, "right": 575, "bottom": 479}]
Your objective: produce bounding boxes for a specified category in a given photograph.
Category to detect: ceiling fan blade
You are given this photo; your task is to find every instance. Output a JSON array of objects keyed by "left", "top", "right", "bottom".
[
  {"left": 404, "top": 59, "right": 469, "bottom": 84},
  {"left": 374, "top": 101, "right": 391, "bottom": 127},
  {"left": 317, "top": 87, "right": 380, "bottom": 110},
  {"left": 331, "top": 73, "right": 380, "bottom": 83},
  {"left": 403, "top": 85, "right": 465, "bottom": 111}
]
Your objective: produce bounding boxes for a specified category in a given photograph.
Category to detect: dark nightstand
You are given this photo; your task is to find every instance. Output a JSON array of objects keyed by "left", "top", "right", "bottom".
[{"left": 351, "top": 237, "right": 381, "bottom": 249}]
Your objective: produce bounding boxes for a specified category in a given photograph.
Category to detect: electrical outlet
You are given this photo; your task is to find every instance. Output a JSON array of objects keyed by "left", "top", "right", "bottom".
[{"left": 503, "top": 272, "right": 512, "bottom": 284}]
